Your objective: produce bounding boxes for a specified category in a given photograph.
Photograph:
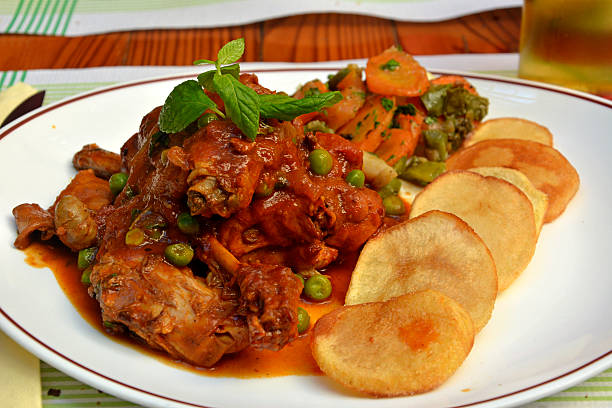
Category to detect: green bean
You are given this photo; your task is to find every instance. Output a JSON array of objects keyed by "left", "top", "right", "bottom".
[
  {"left": 80, "top": 267, "right": 92, "bottom": 285},
  {"left": 378, "top": 177, "right": 401, "bottom": 199},
  {"left": 400, "top": 159, "right": 446, "bottom": 186},
  {"left": 164, "top": 243, "right": 194, "bottom": 267},
  {"left": 382, "top": 195, "right": 406, "bottom": 216},
  {"left": 77, "top": 247, "right": 97, "bottom": 270},
  {"left": 423, "top": 129, "right": 448, "bottom": 161}
]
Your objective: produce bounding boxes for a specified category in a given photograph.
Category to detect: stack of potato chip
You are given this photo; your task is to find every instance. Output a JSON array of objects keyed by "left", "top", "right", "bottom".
[{"left": 310, "top": 117, "right": 579, "bottom": 397}]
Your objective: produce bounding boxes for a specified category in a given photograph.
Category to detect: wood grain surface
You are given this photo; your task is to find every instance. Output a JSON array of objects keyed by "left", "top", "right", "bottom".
[{"left": 0, "top": 8, "right": 521, "bottom": 70}]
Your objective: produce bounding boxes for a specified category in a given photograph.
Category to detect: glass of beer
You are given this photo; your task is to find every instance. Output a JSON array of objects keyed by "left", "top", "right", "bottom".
[{"left": 518, "top": 0, "right": 612, "bottom": 97}]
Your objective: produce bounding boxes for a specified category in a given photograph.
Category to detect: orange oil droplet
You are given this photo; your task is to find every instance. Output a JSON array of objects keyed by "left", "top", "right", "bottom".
[{"left": 398, "top": 318, "right": 438, "bottom": 351}]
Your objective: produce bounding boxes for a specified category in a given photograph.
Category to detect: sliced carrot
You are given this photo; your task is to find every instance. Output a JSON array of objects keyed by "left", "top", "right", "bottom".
[
  {"left": 338, "top": 96, "right": 396, "bottom": 153},
  {"left": 395, "top": 96, "right": 428, "bottom": 115},
  {"left": 375, "top": 112, "right": 423, "bottom": 165},
  {"left": 431, "top": 75, "right": 478, "bottom": 95},
  {"left": 324, "top": 67, "right": 367, "bottom": 130},
  {"left": 396, "top": 109, "right": 425, "bottom": 131},
  {"left": 365, "top": 46, "right": 430, "bottom": 97},
  {"left": 293, "top": 79, "right": 328, "bottom": 99},
  {"left": 292, "top": 111, "right": 320, "bottom": 128},
  {"left": 336, "top": 67, "right": 364, "bottom": 90},
  {"left": 374, "top": 128, "right": 418, "bottom": 166}
]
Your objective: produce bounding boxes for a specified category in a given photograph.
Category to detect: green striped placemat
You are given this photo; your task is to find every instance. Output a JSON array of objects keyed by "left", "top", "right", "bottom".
[
  {"left": 41, "top": 362, "right": 139, "bottom": 407},
  {"left": 0, "top": 0, "right": 523, "bottom": 36},
  {"left": 39, "top": 363, "right": 612, "bottom": 407}
]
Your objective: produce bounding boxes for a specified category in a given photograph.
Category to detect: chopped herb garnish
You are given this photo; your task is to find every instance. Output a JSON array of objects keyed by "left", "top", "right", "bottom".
[
  {"left": 381, "top": 97, "right": 394, "bottom": 111},
  {"left": 125, "top": 186, "right": 136, "bottom": 199},
  {"left": 425, "top": 116, "right": 437, "bottom": 125},
  {"left": 396, "top": 104, "right": 417, "bottom": 115},
  {"left": 380, "top": 58, "right": 400, "bottom": 71}
]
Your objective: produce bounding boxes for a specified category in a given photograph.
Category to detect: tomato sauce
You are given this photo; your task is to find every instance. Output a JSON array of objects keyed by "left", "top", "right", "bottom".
[{"left": 22, "top": 241, "right": 357, "bottom": 378}]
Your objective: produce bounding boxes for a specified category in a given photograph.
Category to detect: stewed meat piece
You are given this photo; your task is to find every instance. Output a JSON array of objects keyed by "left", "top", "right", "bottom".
[
  {"left": 72, "top": 144, "right": 122, "bottom": 179},
  {"left": 12, "top": 71, "right": 385, "bottom": 368}
]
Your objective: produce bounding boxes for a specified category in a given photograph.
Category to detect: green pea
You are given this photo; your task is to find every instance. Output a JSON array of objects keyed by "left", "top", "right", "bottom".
[
  {"left": 309, "top": 149, "right": 333, "bottom": 176},
  {"left": 378, "top": 177, "right": 401, "bottom": 199},
  {"left": 77, "top": 247, "right": 97, "bottom": 270},
  {"left": 383, "top": 195, "right": 406, "bottom": 216},
  {"left": 160, "top": 149, "right": 169, "bottom": 165},
  {"left": 255, "top": 182, "right": 274, "bottom": 197},
  {"left": 109, "top": 172, "right": 128, "bottom": 195},
  {"left": 346, "top": 169, "right": 365, "bottom": 188},
  {"left": 164, "top": 243, "right": 194, "bottom": 267},
  {"left": 125, "top": 228, "right": 145, "bottom": 246},
  {"left": 80, "top": 267, "right": 92, "bottom": 285},
  {"left": 295, "top": 273, "right": 305, "bottom": 289},
  {"left": 304, "top": 120, "right": 334, "bottom": 134},
  {"left": 297, "top": 307, "right": 310, "bottom": 334},
  {"left": 197, "top": 113, "right": 219, "bottom": 128},
  {"left": 177, "top": 212, "right": 199, "bottom": 235},
  {"left": 304, "top": 274, "right": 332, "bottom": 301}
]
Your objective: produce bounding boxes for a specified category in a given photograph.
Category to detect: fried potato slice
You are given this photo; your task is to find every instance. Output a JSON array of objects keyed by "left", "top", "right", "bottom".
[
  {"left": 346, "top": 210, "right": 497, "bottom": 332},
  {"left": 464, "top": 117, "right": 553, "bottom": 147},
  {"left": 409, "top": 171, "right": 537, "bottom": 292},
  {"left": 468, "top": 166, "right": 548, "bottom": 234},
  {"left": 311, "top": 290, "right": 474, "bottom": 397},
  {"left": 446, "top": 139, "right": 579, "bottom": 223}
]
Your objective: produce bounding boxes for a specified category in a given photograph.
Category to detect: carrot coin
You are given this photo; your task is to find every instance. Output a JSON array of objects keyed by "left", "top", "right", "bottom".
[{"left": 366, "top": 46, "right": 430, "bottom": 97}]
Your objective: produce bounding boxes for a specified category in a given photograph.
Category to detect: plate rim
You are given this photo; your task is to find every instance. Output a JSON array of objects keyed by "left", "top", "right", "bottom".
[{"left": 1, "top": 67, "right": 611, "bottom": 408}]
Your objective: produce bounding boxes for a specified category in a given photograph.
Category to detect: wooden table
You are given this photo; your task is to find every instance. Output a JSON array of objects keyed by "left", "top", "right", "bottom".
[{"left": 0, "top": 8, "right": 521, "bottom": 70}]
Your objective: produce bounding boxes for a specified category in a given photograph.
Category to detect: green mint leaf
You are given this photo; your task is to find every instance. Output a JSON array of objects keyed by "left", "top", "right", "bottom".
[
  {"left": 193, "top": 58, "right": 216, "bottom": 65},
  {"left": 217, "top": 38, "right": 245, "bottom": 66},
  {"left": 158, "top": 80, "right": 218, "bottom": 133},
  {"left": 259, "top": 91, "right": 343, "bottom": 121},
  {"left": 197, "top": 64, "right": 240, "bottom": 91},
  {"left": 213, "top": 73, "right": 260, "bottom": 141}
]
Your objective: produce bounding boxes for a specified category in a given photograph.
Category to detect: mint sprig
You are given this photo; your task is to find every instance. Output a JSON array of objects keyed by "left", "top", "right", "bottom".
[
  {"left": 213, "top": 72, "right": 260, "bottom": 141},
  {"left": 259, "top": 92, "right": 342, "bottom": 121},
  {"left": 216, "top": 38, "right": 245, "bottom": 65},
  {"left": 197, "top": 64, "right": 240, "bottom": 91},
  {"left": 158, "top": 38, "right": 343, "bottom": 140},
  {"left": 158, "top": 80, "right": 219, "bottom": 133}
]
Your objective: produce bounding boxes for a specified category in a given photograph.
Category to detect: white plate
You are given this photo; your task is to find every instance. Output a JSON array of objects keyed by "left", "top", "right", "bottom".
[{"left": 0, "top": 67, "right": 611, "bottom": 408}]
